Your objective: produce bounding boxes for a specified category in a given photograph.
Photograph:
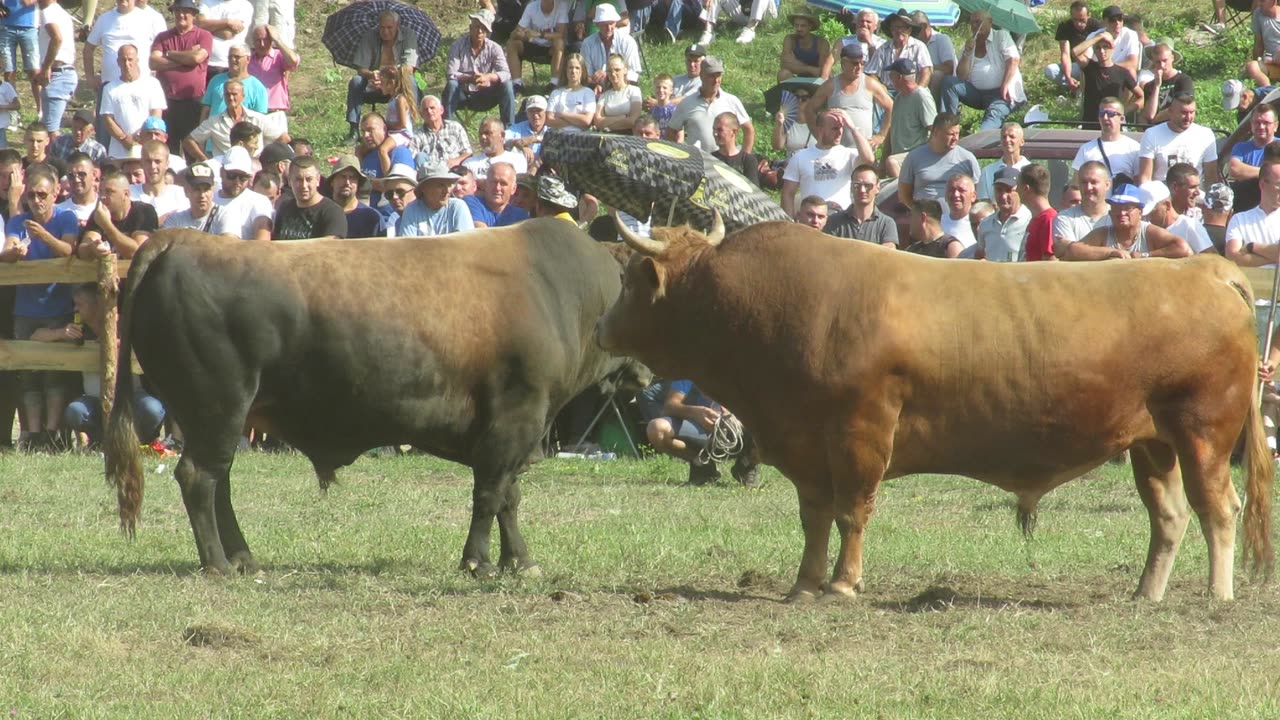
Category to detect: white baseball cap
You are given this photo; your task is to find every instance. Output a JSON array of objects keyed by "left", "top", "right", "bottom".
[{"left": 1223, "top": 79, "right": 1244, "bottom": 110}]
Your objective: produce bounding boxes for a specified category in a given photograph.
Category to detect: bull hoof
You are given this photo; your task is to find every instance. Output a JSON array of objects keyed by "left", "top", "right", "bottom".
[
  {"left": 784, "top": 587, "right": 821, "bottom": 604},
  {"left": 228, "top": 551, "right": 260, "bottom": 575},
  {"left": 201, "top": 562, "right": 237, "bottom": 578},
  {"left": 820, "top": 583, "right": 859, "bottom": 602},
  {"left": 517, "top": 563, "right": 543, "bottom": 579},
  {"left": 461, "top": 558, "right": 499, "bottom": 579}
]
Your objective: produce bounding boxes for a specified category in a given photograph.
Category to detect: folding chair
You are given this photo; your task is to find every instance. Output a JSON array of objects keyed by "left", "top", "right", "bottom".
[{"left": 568, "top": 388, "right": 643, "bottom": 458}]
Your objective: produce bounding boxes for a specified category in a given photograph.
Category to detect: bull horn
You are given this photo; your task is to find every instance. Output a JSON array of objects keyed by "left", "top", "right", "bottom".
[
  {"left": 706, "top": 211, "right": 725, "bottom": 246},
  {"left": 612, "top": 210, "right": 666, "bottom": 256}
]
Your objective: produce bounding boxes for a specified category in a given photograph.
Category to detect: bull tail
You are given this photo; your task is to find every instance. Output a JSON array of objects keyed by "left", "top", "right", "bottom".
[
  {"left": 104, "top": 232, "right": 178, "bottom": 537},
  {"left": 1242, "top": 376, "right": 1276, "bottom": 580}
]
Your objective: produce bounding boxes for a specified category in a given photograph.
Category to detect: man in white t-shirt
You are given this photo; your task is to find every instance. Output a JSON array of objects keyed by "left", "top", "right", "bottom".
[
  {"left": 1142, "top": 175, "right": 1213, "bottom": 254},
  {"left": 1136, "top": 92, "right": 1220, "bottom": 185},
  {"left": 505, "top": 0, "right": 567, "bottom": 90},
  {"left": 130, "top": 139, "right": 189, "bottom": 222},
  {"left": 35, "top": 0, "right": 78, "bottom": 134},
  {"left": 461, "top": 116, "right": 527, "bottom": 179},
  {"left": 1226, "top": 160, "right": 1280, "bottom": 267},
  {"left": 84, "top": 0, "right": 163, "bottom": 86},
  {"left": 1052, "top": 159, "right": 1112, "bottom": 256},
  {"left": 665, "top": 55, "right": 753, "bottom": 153},
  {"left": 100, "top": 43, "right": 166, "bottom": 158},
  {"left": 1071, "top": 95, "right": 1140, "bottom": 181},
  {"left": 211, "top": 144, "right": 272, "bottom": 239},
  {"left": 941, "top": 173, "right": 977, "bottom": 248},
  {"left": 197, "top": 0, "right": 253, "bottom": 74},
  {"left": 781, "top": 110, "right": 859, "bottom": 216}
]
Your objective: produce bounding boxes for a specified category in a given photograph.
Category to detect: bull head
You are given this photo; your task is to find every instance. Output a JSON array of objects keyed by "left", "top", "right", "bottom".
[{"left": 611, "top": 211, "right": 726, "bottom": 255}]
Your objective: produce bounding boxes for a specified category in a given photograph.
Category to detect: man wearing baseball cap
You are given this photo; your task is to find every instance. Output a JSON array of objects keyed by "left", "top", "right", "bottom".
[
  {"left": 667, "top": 55, "right": 754, "bottom": 153},
  {"left": 442, "top": 10, "right": 516, "bottom": 127},
  {"left": 1083, "top": 6, "right": 1140, "bottom": 78},
  {"left": 150, "top": 0, "right": 213, "bottom": 151},
  {"left": 975, "top": 167, "right": 1031, "bottom": 261},
  {"left": 49, "top": 109, "right": 107, "bottom": 165},
  {"left": 504, "top": 95, "right": 548, "bottom": 168},
  {"left": 326, "top": 155, "right": 383, "bottom": 238},
  {"left": 1065, "top": 183, "right": 1190, "bottom": 260},
  {"left": 211, "top": 145, "right": 273, "bottom": 240},
  {"left": 162, "top": 162, "right": 220, "bottom": 231},
  {"left": 397, "top": 161, "right": 474, "bottom": 237}
]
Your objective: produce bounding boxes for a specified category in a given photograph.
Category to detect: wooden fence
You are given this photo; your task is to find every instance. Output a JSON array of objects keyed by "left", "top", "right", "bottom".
[{"left": 0, "top": 255, "right": 130, "bottom": 419}]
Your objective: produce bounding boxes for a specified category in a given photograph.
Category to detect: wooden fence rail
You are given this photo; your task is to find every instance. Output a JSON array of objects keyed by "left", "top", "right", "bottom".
[{"left": 0, "top": 256, "right": 130, "bottom": 418}]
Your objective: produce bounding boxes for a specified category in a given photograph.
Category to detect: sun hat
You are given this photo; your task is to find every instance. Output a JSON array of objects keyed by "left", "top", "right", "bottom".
[
  {"left": 469, "top": 9, "right": 494, "bottom": 32},
  {"left": 330, "top": 155, "right": 366, "bottom": 180},
  {"left": 416, "top": 160, "right": 459, "bottom": 185},
  {"left": 593, "top": 3, "right": 621, "bottom": 24},
  {"left": 537, "top": 176, "right": 578, "bottom": 209},
  {"left": 881, "top": 9, "right": 917, "bottom": 36}
]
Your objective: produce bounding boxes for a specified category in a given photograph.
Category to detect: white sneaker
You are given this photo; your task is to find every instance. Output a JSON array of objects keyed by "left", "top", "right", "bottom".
[
  {"left": 735, "top": 26, "right": 756, "bottom": 44},
  {"left": 698, "top": 28, "right": 714, "bottom": 45}
]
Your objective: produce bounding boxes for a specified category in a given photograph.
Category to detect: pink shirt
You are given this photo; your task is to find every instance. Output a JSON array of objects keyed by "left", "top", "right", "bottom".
[{"left": 249, "top": 47, "right": 296, "bottom": 112}]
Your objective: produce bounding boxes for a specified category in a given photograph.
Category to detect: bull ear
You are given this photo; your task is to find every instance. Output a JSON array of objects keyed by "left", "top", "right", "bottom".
[{"left": 640, "top": 256, "right": 665, "bottom": 296}]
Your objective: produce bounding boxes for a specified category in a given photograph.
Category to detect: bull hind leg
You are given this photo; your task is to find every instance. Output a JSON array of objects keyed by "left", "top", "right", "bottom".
[
  {"left": 1130, "top": 440, "right": 1192, "bottom": 601},
  {"left": 174, "top": 449, "right": 241, "bottom": 575},
  {"left": 1173, "top": 433, "right": 1242, "bottom": 600},
  {"left": 460, "top": 393, "right": 549, "bottom": 578},
  {"left": 213, "top": 467, "right": 259, "bottom": 574}
]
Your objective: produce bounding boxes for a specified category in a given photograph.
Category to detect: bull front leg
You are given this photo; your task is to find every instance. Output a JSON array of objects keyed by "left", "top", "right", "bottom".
[
  {"left": 788, "top": 482, "right": 835, "bottom": 603},
  {"left": 496, "top": 478, "right": 541, "bottom": 576}
]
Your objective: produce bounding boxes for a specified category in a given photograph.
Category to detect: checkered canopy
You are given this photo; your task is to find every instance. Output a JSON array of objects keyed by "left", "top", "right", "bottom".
[{"left": 540, "top": 131, "right": 789, "bottom": 234}]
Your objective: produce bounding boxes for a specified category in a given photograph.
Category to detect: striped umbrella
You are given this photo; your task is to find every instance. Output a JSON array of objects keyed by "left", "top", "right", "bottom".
[{"left": 807, "top": 0, "right": 961, "bottom": 28}]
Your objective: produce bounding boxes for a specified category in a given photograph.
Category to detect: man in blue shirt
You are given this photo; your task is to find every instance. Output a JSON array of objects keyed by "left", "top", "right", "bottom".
[
  {"left": 1, "top": 0, "right": 37, "bottom": 95},
  {"left": 461, "top": 161, "right": 529, "bottom": 227},
  {"left": 0, "top": 165, "right": 80, "bottom": 451},
  {"left": 397, "top": 161, "right": 475, "bottom": 236},
  {"left": 643, "top": 379, "right": 760, "bottom": 487},
  {"left": 503, "top": 94, "right": 548, "bottom": 169},
  {"left": 1227, "top": 103, "right": 1277, "bottom": 212},
  {"left": 356, "top": 111, "right": 414, "bottom": 208}
]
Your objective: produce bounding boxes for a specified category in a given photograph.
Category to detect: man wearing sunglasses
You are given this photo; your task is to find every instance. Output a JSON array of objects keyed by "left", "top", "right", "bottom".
[
  {"left": 1072, "top": 28, "right": 1140, "bottom": 123},
  {"left": 1063, "top": 183, "right": 1190, "bottom": 260},
  {"left": 1071, "top": 96, "right": 1140, "bottom": 182},
  {"left": 821, "top": 163, "right": 897, "bottom": 247}
]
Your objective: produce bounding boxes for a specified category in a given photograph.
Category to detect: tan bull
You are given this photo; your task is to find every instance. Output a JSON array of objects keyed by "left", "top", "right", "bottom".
[{"left": 598, "top": 217, "right": 1274, "bottom": 602}]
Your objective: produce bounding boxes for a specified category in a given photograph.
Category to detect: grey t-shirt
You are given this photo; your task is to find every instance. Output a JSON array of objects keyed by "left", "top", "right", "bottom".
[
  {"left": 1255, "top": 8, "right": 1280, "bottom": 55},
  {"left": 887, "top": 87, "right": 936, "bottom": 156},
  {"left": 898, "top": 144, "right": 981, "bottom": 202},
  {"left": 823, "top": 208, "right": 899, "bottom": 245}
]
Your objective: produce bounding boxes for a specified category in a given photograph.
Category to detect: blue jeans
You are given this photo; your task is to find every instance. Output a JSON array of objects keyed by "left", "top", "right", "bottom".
[
  {"left": 64, "top": 390, "right": 166, "bottom": 443},
  {"left": 443, "top": 78, "right": 516, "bottom": 126},
  {"left": 40, "top": 66, "right": 77, "bottom": 133},
  {"left": 664, "top": 0, "right": 702, "bottom": 36},
  {"left": 941, "top": 77, "right": 1021, "bottom": 131},
  {"left": 346, "top": 73, "right": 422, "bottom": 125},
  {"left": 0, "top": 25, "right": 37, "bottom": 73}
]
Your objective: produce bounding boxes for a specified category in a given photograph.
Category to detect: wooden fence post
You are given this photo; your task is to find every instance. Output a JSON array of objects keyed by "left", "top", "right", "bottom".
[{"left": 98, "top": 253, "right": 120, "bottom": 420}]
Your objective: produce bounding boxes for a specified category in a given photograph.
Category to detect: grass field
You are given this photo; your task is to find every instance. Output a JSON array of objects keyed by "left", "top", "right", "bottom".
[{"left": 3, "top": 451, "right": 1279, "bottom": 718}]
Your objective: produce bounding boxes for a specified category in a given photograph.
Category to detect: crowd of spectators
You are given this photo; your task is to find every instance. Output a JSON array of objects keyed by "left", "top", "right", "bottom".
[{"left": 0, "top": 0, "right": 1277, "bottom": 452}]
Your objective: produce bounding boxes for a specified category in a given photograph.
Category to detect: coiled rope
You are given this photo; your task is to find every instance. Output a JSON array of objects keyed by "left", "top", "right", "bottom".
[{"left": 698, "top": 413, "right": 745, "bottom": 465}]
